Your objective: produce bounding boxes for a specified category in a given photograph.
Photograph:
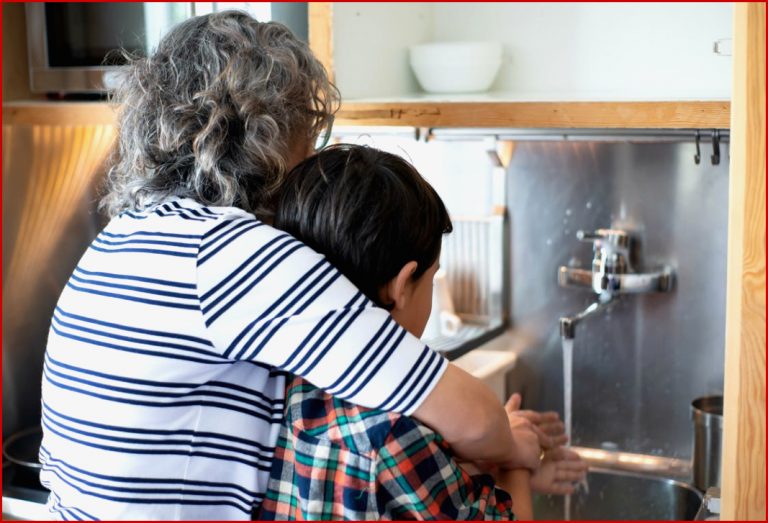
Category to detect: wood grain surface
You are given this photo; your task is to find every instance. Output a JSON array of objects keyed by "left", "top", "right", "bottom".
[
  {"left": 336, "top": 100, "right": 731, "bottom": 129},
  {"left": 721, "top": 3, "right": 766, "bottom": 520},
  {"left": 308, "top": 2, "right": 334, "bottom": 85}
]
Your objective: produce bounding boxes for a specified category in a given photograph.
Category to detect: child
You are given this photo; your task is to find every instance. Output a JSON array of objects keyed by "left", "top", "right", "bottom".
[{"left": 259, "top": 144, "right": 586, "bottom": 520}]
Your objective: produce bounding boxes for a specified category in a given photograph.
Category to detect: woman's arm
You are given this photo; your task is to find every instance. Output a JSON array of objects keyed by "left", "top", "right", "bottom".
[
  {"left": 198, "top": 222, "right": 447, "bottom": 413},
  {"left": 413, "top": 363, "right": 542, "bottom": 470},
  {"left": 198, "top": 221, "right": 539, "bottom": 468}
]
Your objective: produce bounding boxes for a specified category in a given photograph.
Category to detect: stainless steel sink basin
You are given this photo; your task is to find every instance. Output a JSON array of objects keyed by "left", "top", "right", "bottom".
[{"left": 534, "top": 468, "right": 703, "bottom": 520}]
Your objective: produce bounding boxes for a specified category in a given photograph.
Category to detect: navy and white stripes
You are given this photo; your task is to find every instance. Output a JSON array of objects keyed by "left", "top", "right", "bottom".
[{"left": 40, "top": 198, "right": 446, "bottom": 520}]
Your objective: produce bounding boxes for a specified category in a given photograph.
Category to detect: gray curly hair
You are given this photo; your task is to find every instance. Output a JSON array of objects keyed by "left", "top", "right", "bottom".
[{"left": 101, "top": 10, "right": 339, "bottom": 219}]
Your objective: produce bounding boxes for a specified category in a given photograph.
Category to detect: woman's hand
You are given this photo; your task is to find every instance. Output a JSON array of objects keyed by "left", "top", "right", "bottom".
[
  {"left": 501, "top": 414, "right": 544, "bottom": 471},
  {"left": 456, "top": 413, "right": 542, "bottom": 474},
  {"left": 505, "top": 393, "right": 568, "bottom": 449},
  {"left": 413, "top": 364, "right": 542, "bottom": 470},
  {"left": 529, "top": 447, "right": 589, "bottom": 495}
]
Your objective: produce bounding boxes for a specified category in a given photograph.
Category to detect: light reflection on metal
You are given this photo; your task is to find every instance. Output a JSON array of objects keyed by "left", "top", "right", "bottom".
[
  {"left": 5, "top": 124, "right": 115, "bottom": 315},
  {"left": 3, "top": 121, "right": 115, "bottom": 436},
  {"left": 572, "top": 446, "right": 691, "bottom": 480}
]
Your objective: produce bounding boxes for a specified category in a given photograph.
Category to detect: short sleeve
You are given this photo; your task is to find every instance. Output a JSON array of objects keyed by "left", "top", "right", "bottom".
[
  {"left": 196, "top": 217, "right": 447, "bottom": 414},
  {"left": 375, "top": 418, "right": 516, "bottom": 520}
]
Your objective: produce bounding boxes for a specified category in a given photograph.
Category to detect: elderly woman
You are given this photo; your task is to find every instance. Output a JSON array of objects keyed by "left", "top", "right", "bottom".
[{"left": 39, "top": 11, "right": 543, "bottom": 520}]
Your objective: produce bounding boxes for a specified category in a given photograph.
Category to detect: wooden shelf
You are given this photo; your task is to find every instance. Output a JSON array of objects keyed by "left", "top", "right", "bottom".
[
  {"left": 3, "top": 99, "right": 731, "bottom": 130},
  {"left": 3, "top": 100, "right": 731, "bottom": 129},
  {"left": 336, "top": 100, "right": 731, "bottom": 129}
]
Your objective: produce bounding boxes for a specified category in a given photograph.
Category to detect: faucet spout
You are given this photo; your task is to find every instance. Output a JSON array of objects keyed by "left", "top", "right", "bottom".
[{"left": 559, "top": 294, "right": 615, "bottom": 340}]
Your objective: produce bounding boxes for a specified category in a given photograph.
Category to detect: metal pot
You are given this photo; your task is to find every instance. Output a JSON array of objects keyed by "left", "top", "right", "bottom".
[
  {"left": 690, "top": 395, "right": 723, "bottom": 491},
  {"left": 3, "top": 426, "right": 43, "bottom": 470}
]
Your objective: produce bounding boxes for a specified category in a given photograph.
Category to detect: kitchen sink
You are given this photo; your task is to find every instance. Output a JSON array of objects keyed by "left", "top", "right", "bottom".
[{"left": 534, "top": 468, "right": 703, "bottom": 520}]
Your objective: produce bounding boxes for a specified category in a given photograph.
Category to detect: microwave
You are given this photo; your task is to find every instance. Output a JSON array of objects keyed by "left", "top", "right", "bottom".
[{"left": 25, "top": 2, "right": 308, "bottom": 95}]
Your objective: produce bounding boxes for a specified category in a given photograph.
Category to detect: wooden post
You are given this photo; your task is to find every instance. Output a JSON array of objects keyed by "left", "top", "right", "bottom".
[
  {"left": 721, "top": 2, "right": 766, "bottom": 520},
  {"left": 308, "top": 2, "right": 334, "bottom": 84}
]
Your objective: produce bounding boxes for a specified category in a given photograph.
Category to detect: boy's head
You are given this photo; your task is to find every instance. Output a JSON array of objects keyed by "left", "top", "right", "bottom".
[{"left": 273, "top": 144, "right": 452, "bottom": 337}]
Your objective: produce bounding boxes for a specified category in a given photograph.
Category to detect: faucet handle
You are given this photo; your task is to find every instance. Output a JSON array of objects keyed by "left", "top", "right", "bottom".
[
  {"left": 576, "top": 230, "right": 605, "bottom": 242},
  {"left": 577, "top": 228, "right": 631, "bottom": 276},
  {"left": 576, "top": 229, "right": 629, "bottom": 248}
]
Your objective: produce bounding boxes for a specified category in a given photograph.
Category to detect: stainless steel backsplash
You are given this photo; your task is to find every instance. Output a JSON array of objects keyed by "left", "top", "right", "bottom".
[{"left": 504, "top": 138, "right": 729, "bottom": 460}]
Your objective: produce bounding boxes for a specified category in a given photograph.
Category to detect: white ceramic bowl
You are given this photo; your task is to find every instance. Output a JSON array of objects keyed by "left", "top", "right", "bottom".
[{"left": 409, "top": 41, "right": 502, "bottom": 94}]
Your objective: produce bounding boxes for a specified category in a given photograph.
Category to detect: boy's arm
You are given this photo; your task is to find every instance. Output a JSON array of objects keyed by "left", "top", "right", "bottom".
[
  {"left": 497, "top": 469, "right": 533, "bottom": 521},
  {"left": 375, "top": 418, "right": 517, "bottom": 520}
]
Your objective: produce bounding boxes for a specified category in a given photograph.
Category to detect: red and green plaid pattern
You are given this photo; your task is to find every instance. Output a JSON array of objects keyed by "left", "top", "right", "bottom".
[{"left": 258, "top": 378, "right": 515, "bottom": 520}]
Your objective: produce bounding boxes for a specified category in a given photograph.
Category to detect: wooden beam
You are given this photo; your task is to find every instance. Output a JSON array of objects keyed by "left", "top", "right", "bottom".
[
  {"left": 336, "top": 101, "right": 730, "bottom": 129},
  {"left": 721, "top": 3, "right": 766, "bottom": 520},
  {"left": 308, "top": 2, "right": 334, "bottom": 84}
]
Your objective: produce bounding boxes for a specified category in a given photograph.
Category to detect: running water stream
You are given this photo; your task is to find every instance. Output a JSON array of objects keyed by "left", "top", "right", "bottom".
[
  {"left": 562, "top": 337, "right": 574, "bottom": 521},
  {"left": 562, "top": 338, "right": 574, "bottom": 456},
  {"left": 562, "top": 336, "right": 590, "bottom": 520}
]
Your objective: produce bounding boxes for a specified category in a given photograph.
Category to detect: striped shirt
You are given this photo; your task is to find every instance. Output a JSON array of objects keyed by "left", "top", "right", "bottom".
[{"left": 39, "top": 198, "right": 447, "bottom": 520}]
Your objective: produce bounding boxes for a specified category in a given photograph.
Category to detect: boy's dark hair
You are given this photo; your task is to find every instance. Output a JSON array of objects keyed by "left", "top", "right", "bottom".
[{"left": 273, "top": 144, "right": 452, "bottom": 308}]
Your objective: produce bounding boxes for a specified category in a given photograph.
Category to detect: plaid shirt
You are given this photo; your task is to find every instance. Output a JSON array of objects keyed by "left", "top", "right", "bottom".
[{"left": 258, "top": 378, "right": 515, "bottom": 520}]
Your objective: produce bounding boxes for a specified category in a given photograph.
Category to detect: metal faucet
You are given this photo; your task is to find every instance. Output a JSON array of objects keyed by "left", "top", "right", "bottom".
[
  {"left": 559, "top": 294, "right": 615, "bottom": 340},
  {"left": 559, "top": 229, "right": 674, "bottom": 295},
  {"left": 558, "top": 228, "right": 675, "bottom": 340}
]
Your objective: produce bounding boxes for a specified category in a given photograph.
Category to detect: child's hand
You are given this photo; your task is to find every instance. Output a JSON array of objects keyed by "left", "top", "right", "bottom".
[
  {"left": 529, "top": 447, "right": 588, "bottom": 495},
  {"left": 505, "top": 393, "right": 568, "bottom": 449}
]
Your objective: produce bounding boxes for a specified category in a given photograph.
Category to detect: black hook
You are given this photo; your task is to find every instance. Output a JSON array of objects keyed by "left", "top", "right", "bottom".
[
  {"left": 694, "top": 130, "right": 701, "bottom": 165},
  {"left": 711, "top": 129, "right": 720, "bottom": 166}
]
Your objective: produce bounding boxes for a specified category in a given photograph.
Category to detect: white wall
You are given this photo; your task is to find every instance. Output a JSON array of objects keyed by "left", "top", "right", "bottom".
[
  {"left": 334, "top": 3, "right": 433, "bottom": 99},
  {"left": 335, "top": 132, "right": 495, "bottom": 216}
]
